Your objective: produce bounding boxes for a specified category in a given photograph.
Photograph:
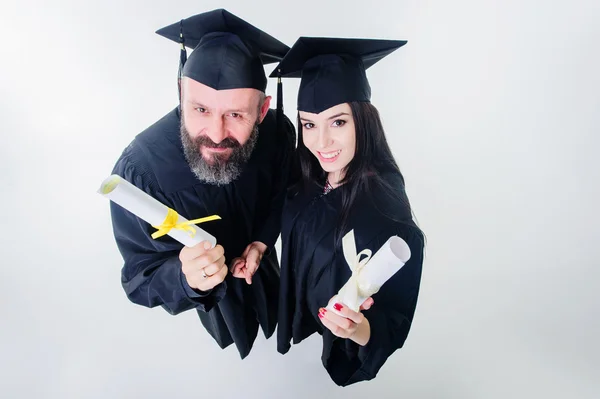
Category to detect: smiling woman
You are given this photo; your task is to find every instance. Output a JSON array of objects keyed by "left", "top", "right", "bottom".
[
  {"left": 273, "top": 37, "right": 426, "bottom": 387},
  {"left": 299, "top": 104, "right": 356, "bottom": 185}
]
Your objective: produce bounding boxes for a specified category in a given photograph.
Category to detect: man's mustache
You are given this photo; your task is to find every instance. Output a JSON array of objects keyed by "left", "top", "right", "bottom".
[{"left": 193, "top": 135, "right": 240, "bottom": 149}]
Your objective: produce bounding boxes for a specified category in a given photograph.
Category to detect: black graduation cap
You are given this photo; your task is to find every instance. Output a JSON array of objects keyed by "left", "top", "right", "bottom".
[
  {"left": 270, "top": 37, "right": 407, "bottom": 114},
  {"left": 156, "top": 9, "right": 290, "bottom": 93}
]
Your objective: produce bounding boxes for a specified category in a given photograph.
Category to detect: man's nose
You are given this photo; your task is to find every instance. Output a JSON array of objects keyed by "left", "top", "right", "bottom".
[{"left": 206, "top": 115, "right": 227, "bottom": 144}]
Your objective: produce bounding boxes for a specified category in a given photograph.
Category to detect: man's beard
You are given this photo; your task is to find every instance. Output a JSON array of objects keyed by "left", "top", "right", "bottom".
[{"left": 180, "top": 119, "right": 260, "bottom": 186}]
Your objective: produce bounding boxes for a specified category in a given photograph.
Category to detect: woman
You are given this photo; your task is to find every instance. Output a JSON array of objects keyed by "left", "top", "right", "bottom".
[{"left": 272, "top": 37, "right": 425, "bottom": 386}]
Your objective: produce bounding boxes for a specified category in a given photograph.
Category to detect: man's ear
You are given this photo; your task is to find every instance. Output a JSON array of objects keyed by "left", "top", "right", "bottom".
[
  {"left": 179, "top": 76, "right": 188, "bottom": 104},
  {"left": 258, "top": 95, "right": 272, "bottom": 123}
]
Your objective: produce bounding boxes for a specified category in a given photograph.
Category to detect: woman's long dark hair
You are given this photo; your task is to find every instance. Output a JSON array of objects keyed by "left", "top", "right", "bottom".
[{"left": 295, "top": 101, "right": 423, "bottom": 246}]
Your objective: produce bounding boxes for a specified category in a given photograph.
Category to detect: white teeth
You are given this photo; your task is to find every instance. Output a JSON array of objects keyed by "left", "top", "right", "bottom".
[{"left": 320, "top": 150, "right": 341, "bottom": 159}]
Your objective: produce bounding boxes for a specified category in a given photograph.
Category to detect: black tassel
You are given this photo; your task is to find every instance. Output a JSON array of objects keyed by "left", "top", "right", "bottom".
[
  {"left": 177, "top": 19, "right": 187, "bottom": 104},
  {"left": 276, "top": 68, "right": 283, "bottom": 134}
]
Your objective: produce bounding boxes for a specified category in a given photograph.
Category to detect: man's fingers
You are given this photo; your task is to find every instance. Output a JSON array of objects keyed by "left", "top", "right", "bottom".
[
  {"left": 232, "top": 262, "right": 244, "bottom": 273},
  {"left": 204, "top": 245, "right": 225, "bottom": 264},
  {"left": 231, "top": 260, "right": 246, "bottom": 279},
  {"left": 189, "top": 247, "right": 224, "bottom": 271},
  {"left": 246, "top": 247, "right": 260, "bottom": 268},
  {"left": 184, "top": 251, "right": 225, "bottom": 276},
  {"left": 179, "top": 243, "right": 202, "bottom": 263},
  {"left": 195, "top": 263, "right": 228, "bottom": 291},
  {"left": 244, "top": 268, "right": 253, "bottom": 285},
  {"left": 233, "top": 269, "right": 246, "bottom": 279},
  {"left": 179, "top": 241, "right": 217, "bottom": 262},
  {"left": 230, "top": 258, "right": 244, "bottom": 272},
  {"left": 241, "top": 242, "right": 253, "bottom": 258},
  {"left": 242, "top": 247, "right": 262, "bottom": 284},
  {"left": 201, "top": 256, "right": 226, "bottom": 277},
  {"left": 246, "top": 247, "right": 261, "bottom": 273},
  {"left": 216, "top": 263, "right": 228, "bottom": 278}
]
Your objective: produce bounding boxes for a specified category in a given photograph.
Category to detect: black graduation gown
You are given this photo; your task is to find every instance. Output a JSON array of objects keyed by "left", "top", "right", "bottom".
[
  {"left": 109, "top": 106, "right": 296, "bottom": 359},
  {"left": 278, "top": 174, "right": 424, "bottom": 386}
]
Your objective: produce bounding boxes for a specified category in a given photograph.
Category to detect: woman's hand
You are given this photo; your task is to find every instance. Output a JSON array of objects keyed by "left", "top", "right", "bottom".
[{"left": 318, "top": 297, "right": 374, "bottom": 346}]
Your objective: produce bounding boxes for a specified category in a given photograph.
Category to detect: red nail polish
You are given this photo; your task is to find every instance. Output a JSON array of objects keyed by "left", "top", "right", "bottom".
[
  {"left": 333, "top": 303, "right": 343, "bottom": 311},
  {"left": 318, "top": 312, "right": 323, "bottom": 319}
]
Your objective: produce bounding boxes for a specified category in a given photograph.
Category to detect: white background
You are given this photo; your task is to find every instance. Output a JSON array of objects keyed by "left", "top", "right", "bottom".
[{"left": 1, "top": 0, "right": 599, "bottom": 398}]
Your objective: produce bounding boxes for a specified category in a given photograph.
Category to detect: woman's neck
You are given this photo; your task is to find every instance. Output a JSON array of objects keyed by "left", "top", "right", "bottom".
[{"left": 327, "top": 170, "right": 345, "bottom": 188}]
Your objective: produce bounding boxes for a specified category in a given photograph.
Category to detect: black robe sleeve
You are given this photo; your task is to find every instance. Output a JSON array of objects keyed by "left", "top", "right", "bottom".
[
  {"left": 110, "top": 147, "right": 226, "bottom": 315},
  {"left": 322, "top": 224, "right": 424, "bottom": 386},
  {"left": 251, "top": 114, "right": 296, "bottom": 249}
]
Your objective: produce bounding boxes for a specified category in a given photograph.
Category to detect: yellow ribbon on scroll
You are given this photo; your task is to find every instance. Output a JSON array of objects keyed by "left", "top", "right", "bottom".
[
  {"left": 339, "top": 229, "right": 380, "bottom": 312},
  {"left": 151, "top": 208, "right": 221, "bottom": 240}
]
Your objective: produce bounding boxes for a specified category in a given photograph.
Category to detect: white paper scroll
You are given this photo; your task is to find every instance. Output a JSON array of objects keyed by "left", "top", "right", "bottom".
[
  {"left": 327, "top": 229, "right": 412, "bottom": 313},
  {"left": 97, "top": 174, "right": 217, "bottom": 248}
]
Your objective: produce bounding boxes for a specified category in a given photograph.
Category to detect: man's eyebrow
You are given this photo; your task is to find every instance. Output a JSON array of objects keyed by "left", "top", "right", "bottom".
[
  {"left": 191, "top": 101, "right": 209, "bottom": 108},
  {"left": 190, "top": 102, "right": 253, "bottom": 114},
  {"left": 225, "top": 107, "right": 252, "bottom": 113}
]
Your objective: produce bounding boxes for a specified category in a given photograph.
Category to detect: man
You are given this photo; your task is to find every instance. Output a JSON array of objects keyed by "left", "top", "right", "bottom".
[{"left": 108, "top": 9, "right": 296, "bottom": 359}]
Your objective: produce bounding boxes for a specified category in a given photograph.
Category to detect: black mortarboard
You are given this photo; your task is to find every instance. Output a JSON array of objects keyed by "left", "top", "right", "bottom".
[
  {"left": 157, "top": 9, "right": 289, "bottom": 93},
  {"left": 270, "top": 37, "right": 407, "bottom": 114}
]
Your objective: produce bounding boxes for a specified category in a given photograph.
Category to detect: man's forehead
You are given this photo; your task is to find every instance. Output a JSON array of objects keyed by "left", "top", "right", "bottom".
[{"left": 184, "top": 78, "right": 260, "bottom": 110}]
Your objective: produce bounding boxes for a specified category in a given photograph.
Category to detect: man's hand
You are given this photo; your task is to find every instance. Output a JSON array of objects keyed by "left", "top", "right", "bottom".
[
  {"left": 230, "top": 241, "right": 268, "bottom": 285},
  {"left": 180, "top": 241, "right": 228, "bottom": 292}
]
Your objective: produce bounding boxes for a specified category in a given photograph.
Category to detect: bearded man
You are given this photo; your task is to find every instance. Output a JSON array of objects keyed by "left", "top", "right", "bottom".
[{"left": 108, "top": 9, "right": 295, "bottom": 359}]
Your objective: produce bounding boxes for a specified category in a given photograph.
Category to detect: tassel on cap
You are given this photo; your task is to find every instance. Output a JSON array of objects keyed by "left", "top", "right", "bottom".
[
  {"left": 276, "top": 68, "right": 283, "bottom": 134},
  {"left": 177, "top": 19, "right": 187, "bottom": 103}
]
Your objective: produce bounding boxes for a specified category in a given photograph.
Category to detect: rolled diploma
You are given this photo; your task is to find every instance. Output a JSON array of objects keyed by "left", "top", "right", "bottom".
[
  {"left": 98, "top": 174, "right": 216, "bottom": 248},
  {"left": 327, "top": 235, "right": 411, "bottom": 314}
]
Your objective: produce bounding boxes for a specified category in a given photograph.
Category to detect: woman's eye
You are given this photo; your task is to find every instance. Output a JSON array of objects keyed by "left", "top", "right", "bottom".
[
  {"left": 332, "top": 119, "right": 346, "bottom": 127},
  {"left": 303, "top": 123, "right": 315, "bottom": 129}
]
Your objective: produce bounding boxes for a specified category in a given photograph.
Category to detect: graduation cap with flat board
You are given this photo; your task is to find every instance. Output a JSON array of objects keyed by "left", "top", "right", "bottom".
[
  {"left": 270, "top": 37, "right": 407, "bottom": 114},
  {"left": 157, "top": 8, "right": 289, "bottom": 92}
]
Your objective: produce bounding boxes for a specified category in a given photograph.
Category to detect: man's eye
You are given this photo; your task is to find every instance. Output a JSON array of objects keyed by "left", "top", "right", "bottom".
[
  {"left": 230, "top": 113, "right": 240, "bottom": 118},
  {"left": 195, "top": 107, "right": 207, "bottom": 113}
]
